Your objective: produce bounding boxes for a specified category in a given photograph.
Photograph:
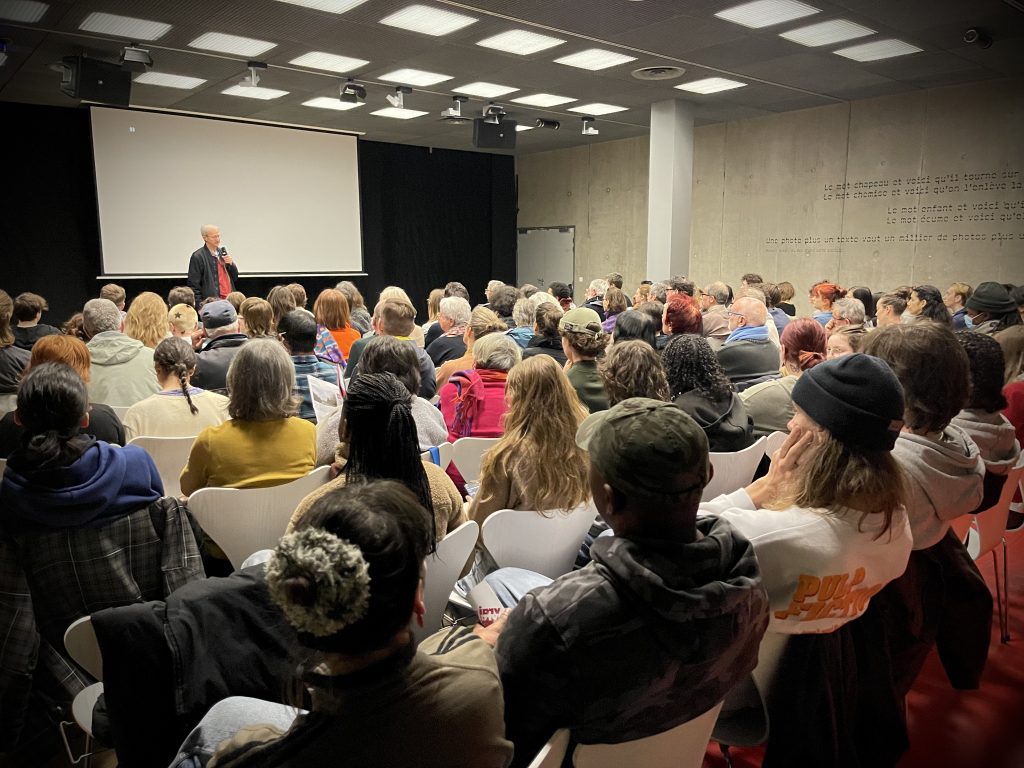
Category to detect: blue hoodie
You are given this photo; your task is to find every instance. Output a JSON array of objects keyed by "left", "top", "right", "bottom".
[{"left": 1, "top": 440, "right": 163, "bottom": 530}]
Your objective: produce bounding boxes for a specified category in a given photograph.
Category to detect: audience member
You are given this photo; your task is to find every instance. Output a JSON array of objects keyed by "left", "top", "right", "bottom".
[
  {"left": 849, "top": 285, "right": 876, "bottom": 326},
  {"left": 434, "top": 305, "right": 507, "bottom": 389},
  {"left": 716, "top": 296, "right": 779, "bottom": 388},
  {"left": 179, "top": 338, "right": 316, "bottom": 496},
  {"left": 548, "top": 281, "right": 574, "bottom": 312},
  {"left": 82, "top": 297, "right": 159, "bottom": 407},
  {"left": 521, "top": 302, "right": 566, "bottom": 365},
  {"left": 965, "top": 281, "right": 1022, "bottom": 335},
  {"left": 662, "top": 293, "right": 703, "bottom": 346},
  {"left": 611, "top": 310, "right": 656, "bottom": 347},
  {"left": 426, "top": 296, "right": 471, "bottom": 365},
  {"left": 191, "top": 299, "right": 248, "bottom": 392},
  {"left": 238, "top": 297, "right": 275, "bottom": 339},
  {"left": 225, "top": 291, "right": 246, "bottom": 313},
  {"left": 600, "top": 339, "right": 669, "bottom": 405},
  {"left": 945, "top": 282, "right": 972, "bottom": 330},
  {"left": 62, "top": 311, "right": 87, "bottom": 341},
  {"left": 425, "top": 282, "right": 472, "bottom": 347},
  {"left": 347, "top": 299, "right": 436, "bottom": 398},
  {"left": 999, "top": 325, "right": 1024, "bottom": 387},
  {"left": 735, "top": 284, "right": 781, "bottom": 349},
  {"left": 559, "top": 306, "right": 610, "bottom": 412},
  {"left": 632, "top": 282, "right": 651, "bottom": 308},
  {"left": 378, "top": 286, "right": 427, "bottom": 347},
  {"left": 168, "top": 303, "right": 199, "bottom": 341},
  {"left": 776, "top": 281, "right": 796, "bottom": 316},
  {"left": 439, "top": 332, "right": 520, "bottom": 442},
  {"left": 11, "top": 292, "right": 60, "bottom": 350},
  {"left": 421, "top": 287, "right": 445, "bottom": 339},
  {"left": 906, "top": 284, "right": 953, "bottom": 325},
  {"left": 741, "top": 273, "right": 763, "bottom": 288},
  {"left": 99, "top": 283, "right": 127, "bottom": 313},
  {"left": 583, "top": 278, "right": 607, "bottom": 320},
  {"left": 267, "top": 285, "right": 298, "bottom": 331},
  {"left": 124, "top": 291, "right": 169, "bottom": 349},
  {"left": 314, "top": 289, "right": 361, "bottom": 361},
  {"left": 826, "top": 324, "right": 868, "bottom": 359},
  {"left": 635, "top": 300, "right": 667, "bottom": 348},
  {"left": 0, "top": 289, "right": 30, "bottom": 405},
  {"left": 666, "top": 275, "right": 696, "bottom": 297},
  {"left": 519, "top": 283, "right": 538, "bottom": 299},
  {"left": 664, "top": 334, "right": 754, "bottom": 451},
  {"left": 167, "top": 285, "right": 196, "bottom": 309},
  {"left": 484, "top": 279, "right": 505, "bottom": 306},
  {"left": 506, "top": 297, "right": 535, "bottom": 349},
  {"left": 826, "top": 297, "right": 866, "bottom": 336},
  {"left": 809, "top": 282, "right": 846, "bottom": 326},
  {"left": 600, "top": 286, "right": 628, "bottom": 332},
  {"left": 490, "top": 285, "right": 520, "bottom": 330},
  {"left": 276, "top": 309, "right": 340, "bottom": 423},
  {"left": 875, "top": 288, "right": 911, "bottom": 327},
  {"left": 761, "top": 282, "right": 790, "bottom": 333},
  {"left": 649, "top": 281, "right": 669, "bottom": 304},
  {"left": 285, "top": 282, "right": 307, "bottom": 310},
  {"left": 336, "top": 281, "right": 372, "bottom": 335}
]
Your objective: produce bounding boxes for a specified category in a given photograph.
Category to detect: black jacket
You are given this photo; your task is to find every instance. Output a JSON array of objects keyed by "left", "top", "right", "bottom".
[
  {"left": 672, "top": 390, "right": 754, "bottom": 452},
  {"left": 717, "top": 338, "right": 780, "bottom": 387},
  {"left": 192, "top": 334, "right": 247, "bottom": 392},
  {"left": 521, "top": 336, "right": 567, "bottom": 366},
  {"left": 187, "top": 246, "right": 238, "bottom": 305}
]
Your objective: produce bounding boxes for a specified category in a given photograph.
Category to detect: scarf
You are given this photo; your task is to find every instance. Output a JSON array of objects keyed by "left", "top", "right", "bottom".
[
  {"left": 724, "top": 324, "right": 769, "bottom": 344},
  {"left": 450, "top": 368, "right": 508, "bottom": 437}
]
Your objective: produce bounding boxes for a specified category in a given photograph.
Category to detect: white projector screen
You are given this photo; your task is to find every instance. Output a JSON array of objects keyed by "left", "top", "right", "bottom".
[{"left": 90, "top": 107, "right": 363, "bottom": 277}]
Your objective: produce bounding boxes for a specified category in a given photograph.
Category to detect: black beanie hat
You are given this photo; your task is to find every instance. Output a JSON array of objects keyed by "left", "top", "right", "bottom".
[
  {"left": 965, "top": 281, "right": 1016, "bottom": 315},
  {"left": 792, "top": 354, "right": 904, "bottom": 451}
]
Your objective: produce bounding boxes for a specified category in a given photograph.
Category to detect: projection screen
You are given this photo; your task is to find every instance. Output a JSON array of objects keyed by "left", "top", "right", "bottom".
[{"left": 90, "top": 107, "right": 363, "bottom": 276}]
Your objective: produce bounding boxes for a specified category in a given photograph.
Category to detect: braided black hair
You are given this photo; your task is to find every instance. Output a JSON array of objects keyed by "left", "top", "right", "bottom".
[{"left": 154, "top": 337, "right": 199, "bottom": 415}]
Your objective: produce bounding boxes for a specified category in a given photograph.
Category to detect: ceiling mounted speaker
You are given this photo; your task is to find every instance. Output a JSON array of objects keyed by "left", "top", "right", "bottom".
[{"left": 631, "top": 65, "right": 686, "bottom": 81}]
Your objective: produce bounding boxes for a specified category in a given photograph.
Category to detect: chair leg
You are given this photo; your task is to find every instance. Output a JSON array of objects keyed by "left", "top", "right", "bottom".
[
  {"left": 1001, "top": 539, "right": 1011, "bottom": 643},
  {"left": 719, "top": 743, "right": 735, "bottom": 768},
  {"left": 991, "top": 552, "right": 1008, "bottom": 645}
]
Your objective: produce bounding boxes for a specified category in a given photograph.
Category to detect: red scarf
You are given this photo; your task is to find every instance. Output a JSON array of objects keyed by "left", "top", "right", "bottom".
[{"left": 450, "top": 368, "right": 507, "bottom": 437}]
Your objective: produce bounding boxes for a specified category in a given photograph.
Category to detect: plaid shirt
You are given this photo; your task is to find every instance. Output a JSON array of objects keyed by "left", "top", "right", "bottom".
[{"left": 0, "top": 497, "right": 204, "bottom": 745}]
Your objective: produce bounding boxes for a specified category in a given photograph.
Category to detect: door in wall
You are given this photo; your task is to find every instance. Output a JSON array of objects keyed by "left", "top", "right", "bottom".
[{"left": 516, "top": 227, "right": 575, "bottom": 293}]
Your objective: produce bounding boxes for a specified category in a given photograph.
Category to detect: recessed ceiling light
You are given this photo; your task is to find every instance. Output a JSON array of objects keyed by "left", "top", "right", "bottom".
[
  {"left": 378, "top": 68, "right": 451, "bottom": 86},
  {"left": 133, "top": 72, "right": 206, "bottom": 89},
  {"left": 554, "top": 48, "right": 637, "bottom": 71},
  {"left": 453, "top": 81, "right": 519, "bottom": 98},
  {"left": 379, "top": 4, "right": 477, "bottom": 36},
  {"left": 190, "top": 32, "right": 276, "bottom": 57},
  {"left": 477, "top": 29, "right": 566, "bottom": 55},
  {"left": 303, "top": 96, "right": 364, "bottom": 110},
  {"left": 780, "top": 19, "right": 875, "bottom": 47},
  {"left": 675, "top": 77, "right": 747, "bottom": 94},
  {"left": 221, "top": 84, "right": 289, "bottom": 100},
  {"left": 0, "top": 1, "right": 47, "bottom": 23},
  {"left": 515, "top": 124, "right": 534, "bottom": 132},
  {"left": 715, "top": 0, "right": 819, "bottom": 28},
  {"left": 371, "top": 107, "right": 428, "bottom": 119},
  {"left": 568, "top": 103, "right": 628, "bottom": 115},
  {"left": 834, "top": 38, "right": 922, "bottom": 61},
  {"left": 289, "top": 51, "right": 369, "bottom": 73},
  {"left": 273, "top": 0, "right": 370, "bottom": 13},
  {"left": 510, "top": 93, "right": 576, "bottom": 107},
  {"left": 79, "top": 11, "right": 171, "bottom": 40}
]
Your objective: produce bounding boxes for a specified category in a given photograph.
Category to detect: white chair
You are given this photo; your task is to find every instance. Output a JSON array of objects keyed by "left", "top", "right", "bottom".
[
  {"left": 61, "top": 616, "right": 104, "bottom": 766},
  {"left": 109, "top": 405, "right": 130, "bottom": 420},
  {"left": 0, "top": 393, "right": 16, "bottom": 414},
  {"left": 420, "top": 442, "right": 454, "bottom": 471},
  {"left": 763, "top": 431, "right": 787, "bottom": 461},
  {"left": 574, "top": 701, "right": 724, "bottom": 768},
  {"left": 527, "top": 729, "right": 570, "bottom": 768},
  {"left": 701, "top": 437, "right": 767, "bottom": 502},
  {"left": 0, "top": 457, "right": 6, "bottom": 477},
  {"left": 188, "top": 466, "right": 332, "bottom": 568},
  {"left": 451, "top": 436, "right": 500, "bottom": 483},
  {"left": 481, "top": 502, "right": 598, "bottom": 580},
  {"left": 414, "top": 520, "right": 479, "bottom": 644},
  {"left": 128, "top": 435, "right": 195, "bottom": 498}
]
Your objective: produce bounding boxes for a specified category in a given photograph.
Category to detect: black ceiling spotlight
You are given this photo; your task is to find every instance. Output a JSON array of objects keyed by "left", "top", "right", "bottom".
[
  {"left": 340, "top": 78, "right": 366, "bottom": 104},
  {"left": 119, "top": 44, "right": 152, "bottom": 72},
  {"left": 386, "top": 84, "right": 412, "bottom": 108},
  {"left": 482, "top": 102, "right": 506, "bottom": 124},
  {"left": 440, "top": 94, "right": 470, "bottom": 123},
  {"left": 963, "top": 27, "right": 993, "bottom": 49},
  {"left": 240, "top": 60, "right": 267, "bottom": 87},
  {"left": 581, "top": 116, "right": 599, "bottom": 136},
  {"left": 535, "top": 118, "right": 560, "bottom": 130}
]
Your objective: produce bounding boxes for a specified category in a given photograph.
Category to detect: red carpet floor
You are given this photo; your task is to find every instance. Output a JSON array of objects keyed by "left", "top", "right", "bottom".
[{"left": 704, "top": 528, "right": 1024, "bottom": 768}]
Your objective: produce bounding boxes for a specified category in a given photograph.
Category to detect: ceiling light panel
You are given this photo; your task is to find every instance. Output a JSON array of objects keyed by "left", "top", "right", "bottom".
[
  {"left": 477, "top": 29, "right": 565, "bottom": 55},
  {"left": 675, "top": 77, "right": 747, "bottom": 94},
  {"left": 274, "top": 0, "right": 370, "bottom": 13},
  {"left": 221, "top": 85, "right": 289, "bottom": 100},
  {"left": 379, "top": 4, "right": 477, "bottom": 36},
  {"left": 303, "top": 97, "right": 364, "bottom": 110},
  {"left": 378, "top": 68, "right": 451, "bottom": 86},
  {"left": 834, "top": 39, "right": 922, "bottom": 61},
  {"left": 79, "top": 11, "right": 171, "bottom": 39},
  {"left": 780, "top": 19, "right": 875, "bottom": 47},
  {"left": 454, "top": 81, "right": 519, "bottom": 98},
  {"left": 371, "top": 107, "right": 428, "bottom": 119},
  {"left": 133, "top": 72, "right": 206, "bottom": 89},
  {"left": 0, "top": 1, "right": 47, "bottom": 23},
  {"left": 715, "top": 0, "right": 819, "bottom": 28},
  {"left": 568, "top": 103, "right": 628, "bottom": 115},
  {"left": 554, "top": 48, "right": 637, "bottom": 71},
  {"left": 190, "top": 32, "right": 276, "bottom": 57},
  {"left": 290, "top": 51, "right": 368, "bottom": 73},
  {"left": 510, "top": 93, "right": 576, "bottom": 107}
]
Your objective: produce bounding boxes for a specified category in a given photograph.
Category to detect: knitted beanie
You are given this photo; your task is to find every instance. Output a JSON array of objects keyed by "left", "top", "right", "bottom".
[
  {"left": 792, "top": 354, "right": 904, "bottom": 451},
  {"left": 965, "top": 281, "right": 1016, "bottom": 314}
]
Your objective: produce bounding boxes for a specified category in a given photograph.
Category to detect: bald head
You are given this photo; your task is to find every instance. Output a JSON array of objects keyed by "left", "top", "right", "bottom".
[{"left": 731, "top": 297, "right": 767, "bottom": 327}]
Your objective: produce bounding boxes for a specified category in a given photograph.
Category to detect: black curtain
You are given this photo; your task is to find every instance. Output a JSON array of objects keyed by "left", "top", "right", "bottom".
[{"left": 0, "top": 101, "right": 516, "bottom": 323}]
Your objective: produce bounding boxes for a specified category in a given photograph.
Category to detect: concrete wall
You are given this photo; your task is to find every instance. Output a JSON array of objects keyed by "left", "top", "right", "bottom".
[{"left": 517, "top": 77, "right": 1024, "bottom": 313}]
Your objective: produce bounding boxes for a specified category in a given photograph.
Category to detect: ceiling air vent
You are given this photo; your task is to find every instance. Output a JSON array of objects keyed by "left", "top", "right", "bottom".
[{"left": 631, "top": 65, "right": 686, "bottom": 81}]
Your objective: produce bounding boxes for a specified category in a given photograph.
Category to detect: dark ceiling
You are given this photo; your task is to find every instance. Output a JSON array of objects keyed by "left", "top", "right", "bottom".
[{"left": 1, "top": 0, "right": 1022, "bottom": 154}]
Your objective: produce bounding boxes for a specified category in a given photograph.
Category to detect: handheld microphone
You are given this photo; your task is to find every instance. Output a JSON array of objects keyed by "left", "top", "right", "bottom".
[{"left": 218, "top": 246, "right": 228, "bottom": 258}]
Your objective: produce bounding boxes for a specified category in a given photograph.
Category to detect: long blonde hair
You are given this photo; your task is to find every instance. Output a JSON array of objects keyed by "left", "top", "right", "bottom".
[
  {"left": 480, "top": 355, "right": 590, "bottom": 513},
  {"left": 123, "top": 291, "right": 167, "bottom": 348}
]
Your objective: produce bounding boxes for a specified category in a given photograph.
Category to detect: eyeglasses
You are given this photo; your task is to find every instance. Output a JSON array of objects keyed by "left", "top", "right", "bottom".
[{"left": 727, "top": 311, "right": 746, "bottom": 318}]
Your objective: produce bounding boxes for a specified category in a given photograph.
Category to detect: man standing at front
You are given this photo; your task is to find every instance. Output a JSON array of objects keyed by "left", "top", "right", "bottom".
[{"left": 188, "top": 224, "right": 238, "bottom": 305}]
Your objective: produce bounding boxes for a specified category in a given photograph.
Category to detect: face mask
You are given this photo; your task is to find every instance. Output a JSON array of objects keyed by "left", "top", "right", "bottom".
[{"left": 964, "top": 314, "right": 975, "bottom": 329}]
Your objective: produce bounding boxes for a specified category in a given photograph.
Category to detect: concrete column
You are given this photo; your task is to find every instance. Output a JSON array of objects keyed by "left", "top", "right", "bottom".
[{"left": 646, "top": 99, "right": 695, "bottom": 280}]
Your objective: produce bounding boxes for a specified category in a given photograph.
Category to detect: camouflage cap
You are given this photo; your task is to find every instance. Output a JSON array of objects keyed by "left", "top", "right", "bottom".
[{"left": 576, "top": 397, "right": 710, "bottom": 498}]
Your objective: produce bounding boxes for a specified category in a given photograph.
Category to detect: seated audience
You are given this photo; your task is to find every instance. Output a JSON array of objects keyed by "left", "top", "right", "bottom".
[
  {"left": 826, "top": 324, "right": 868, "bottom": 359},
  {"left": 267, "top": 285, "right": 297, "bottom": 331},
  {"left": 439, "top": 332, "right": 520, "bottom": 441},
  {"left": 945, "top": 282, "right": 972, "bottom": 330},
  {"left": 490, "top": 284, "right": 520, "bottom": 330},
  {"left": 421, "top": 287, "right": 444, "bottom": 339},
  {"left": 875, "top": 288, "right": 910, "bottom": 327},
  {"left": 506, "top": 297, "right": 535, "bottom": 348},
  {"left": 278, "top": 309, "right": 340, "bottom": 423},
  {"left": 179, "top": 338, "right": 316, "bottom": 495},
  {"left": 635, "top": 300, "right": 668, "bottom": 348},
  {"left": 11, "top": 292, "right": 60, "bottom": 350},
  {"left": 0, "top": 289, "right": 30, "bottom": 406},
  {"left": 0, "top": 334, "right": 125, "bottom": 455},
  {"left": 347, "top": 298, "right": 436, "bottom": 398},
  {"left": 632, "top": 282, "right": 651, "bottom": 307},
  {"left": 716, "top": 296, "right": 780, "bottom": 388},
  {"left": 316, "top": 336, "right": 448, "bottom": 465},
  {"left": 425, "top": 296, "right": 471, "bottom": 365},
  {"left": 825, "top": 297, "right": 866, "bottom": 335},
  {"left": 293, "top": 372, "right": 463, "bottom": 538},
  {"left": 335, "top": 280, "right": 372, "bottom": 336},
  {"left": 600, "top": 339, "right": 669, "bottom": 405},
  {"left": 762, "top": 282, "right": 790, "bottom": 333},
  {"left": 849, "top": 285, "right": 876, "bottom": 326},
  {"left": 238, "top": 296, "right": 275, "bottom": 339},
  {"left": 168, "top": 303, "right": 199, "bottom": 341},
  {"left": 664, "top": 334, "right": 755, "bottom": 451},
  {"left": 611, "top": 310, "right": 657, "bottom": 347},
  {"left": 314, "top": 288, "right": 361, "bottom": 361},
  {"left": 600, "top": 286, "right": 628, "bottom": 333},
  {"left": 225, "top": 291, "right": 246, "bottom": 313},
  {"left": 286, "top": 282, "right": 308, "bottom": 310},
  {"left": 167, "top": 285, "right": 196, "bottom": 309},
  {"left": 377, "top": 286, "right": 427, "bottom": 347},
  {"left": 548, "top": 281, "right": 574, "bottom": 312},
  {"left": 522, "top": 301, "right": 566, "bottom": 365},
  {"left": 435, "top": 305, "right": 508, "bottom": 389},
  {"left": 122, "top": 336, "right": 230, "bottom": 440},
  {"left": 62, "top": 311, "right": 87, "bottom": 341},
  {"left": 82, "top": 297, "right": 159, "bottom": 407},
  {"left": 661, "top": 292, "right": 703, "bottom": 348},
  {"left": 741, "top": 318, "right": 826, "bottom": 438},
  {"left": 776, "top": 280, "right": 796, "bottom": 316},
  {"left": 486, "top": 399, "right": 769, "bottom": 766},
  {"left": 809, "top": 282, "right": 846, "bottom": 326},
  {"left": 99, "top": 282, "right": 127, "bottom": 316},
  {"left": 583, "top": 278, "right": 607, "bottom": 320},
  {"left": 906, "top": 284, "right": 953, "bottom": 325},
  {"left": 124, "top": 291, "right": 169, "bottom": 349},
  {"left": 965, "top": 281, "right": 1022, "bottom": 335},
  {"left": 559, "top": 306, "right": 610, "bottom": 412},
  {"left": 191, "top": 299, "right": 248, "bottom": 392},
  {"left": 425, "top": 282, "right": 471, "bottom": 347},
  {"left": 183, "top": 481, "right": 510, "bottom": 768}
]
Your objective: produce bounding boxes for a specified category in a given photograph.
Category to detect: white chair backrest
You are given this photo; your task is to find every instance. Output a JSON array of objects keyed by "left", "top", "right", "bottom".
[
  {"left": 701, "top": 437, "right": 767, "bottom": 502},
  {"left": 763, "top": 431, "right": 787, "bottom": 461},
  {"left": 451, "top": 437, "right": 500, "bottom": 483},
  {"left": 109, "top": 405, "right": 130, "bottom": 420},
  {"left": 482, "top": 502, "right": 597, "bottom": 580},
  {"left": 419, "top": 442, "right": 454, "bottom": 471},
  {"left": 414, "top": 520, "right": 479, "bottom": 644},
  {"left": 64, "top": 616, "right": 103, "bottom": 680},
  {"left": 527, "top": 729, "right": 570, "bottom": 768},
  {"left": 127, "top": 435, "right": 196, "bottom": 498},
  {"left": 0, "top": 457, "right": 6, "bottom": 477},
  {"left": 966, "top": 456, "right": 1024, "bottom": 560},
  {"left": 574, "top": 702, "right": 724, "bottom": 768},
  {"left": 188, "top": 466, "right": 332, "bottom": 568},
  {"left": 0, "top": 393, "right": 16, "bottom": 415}
]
